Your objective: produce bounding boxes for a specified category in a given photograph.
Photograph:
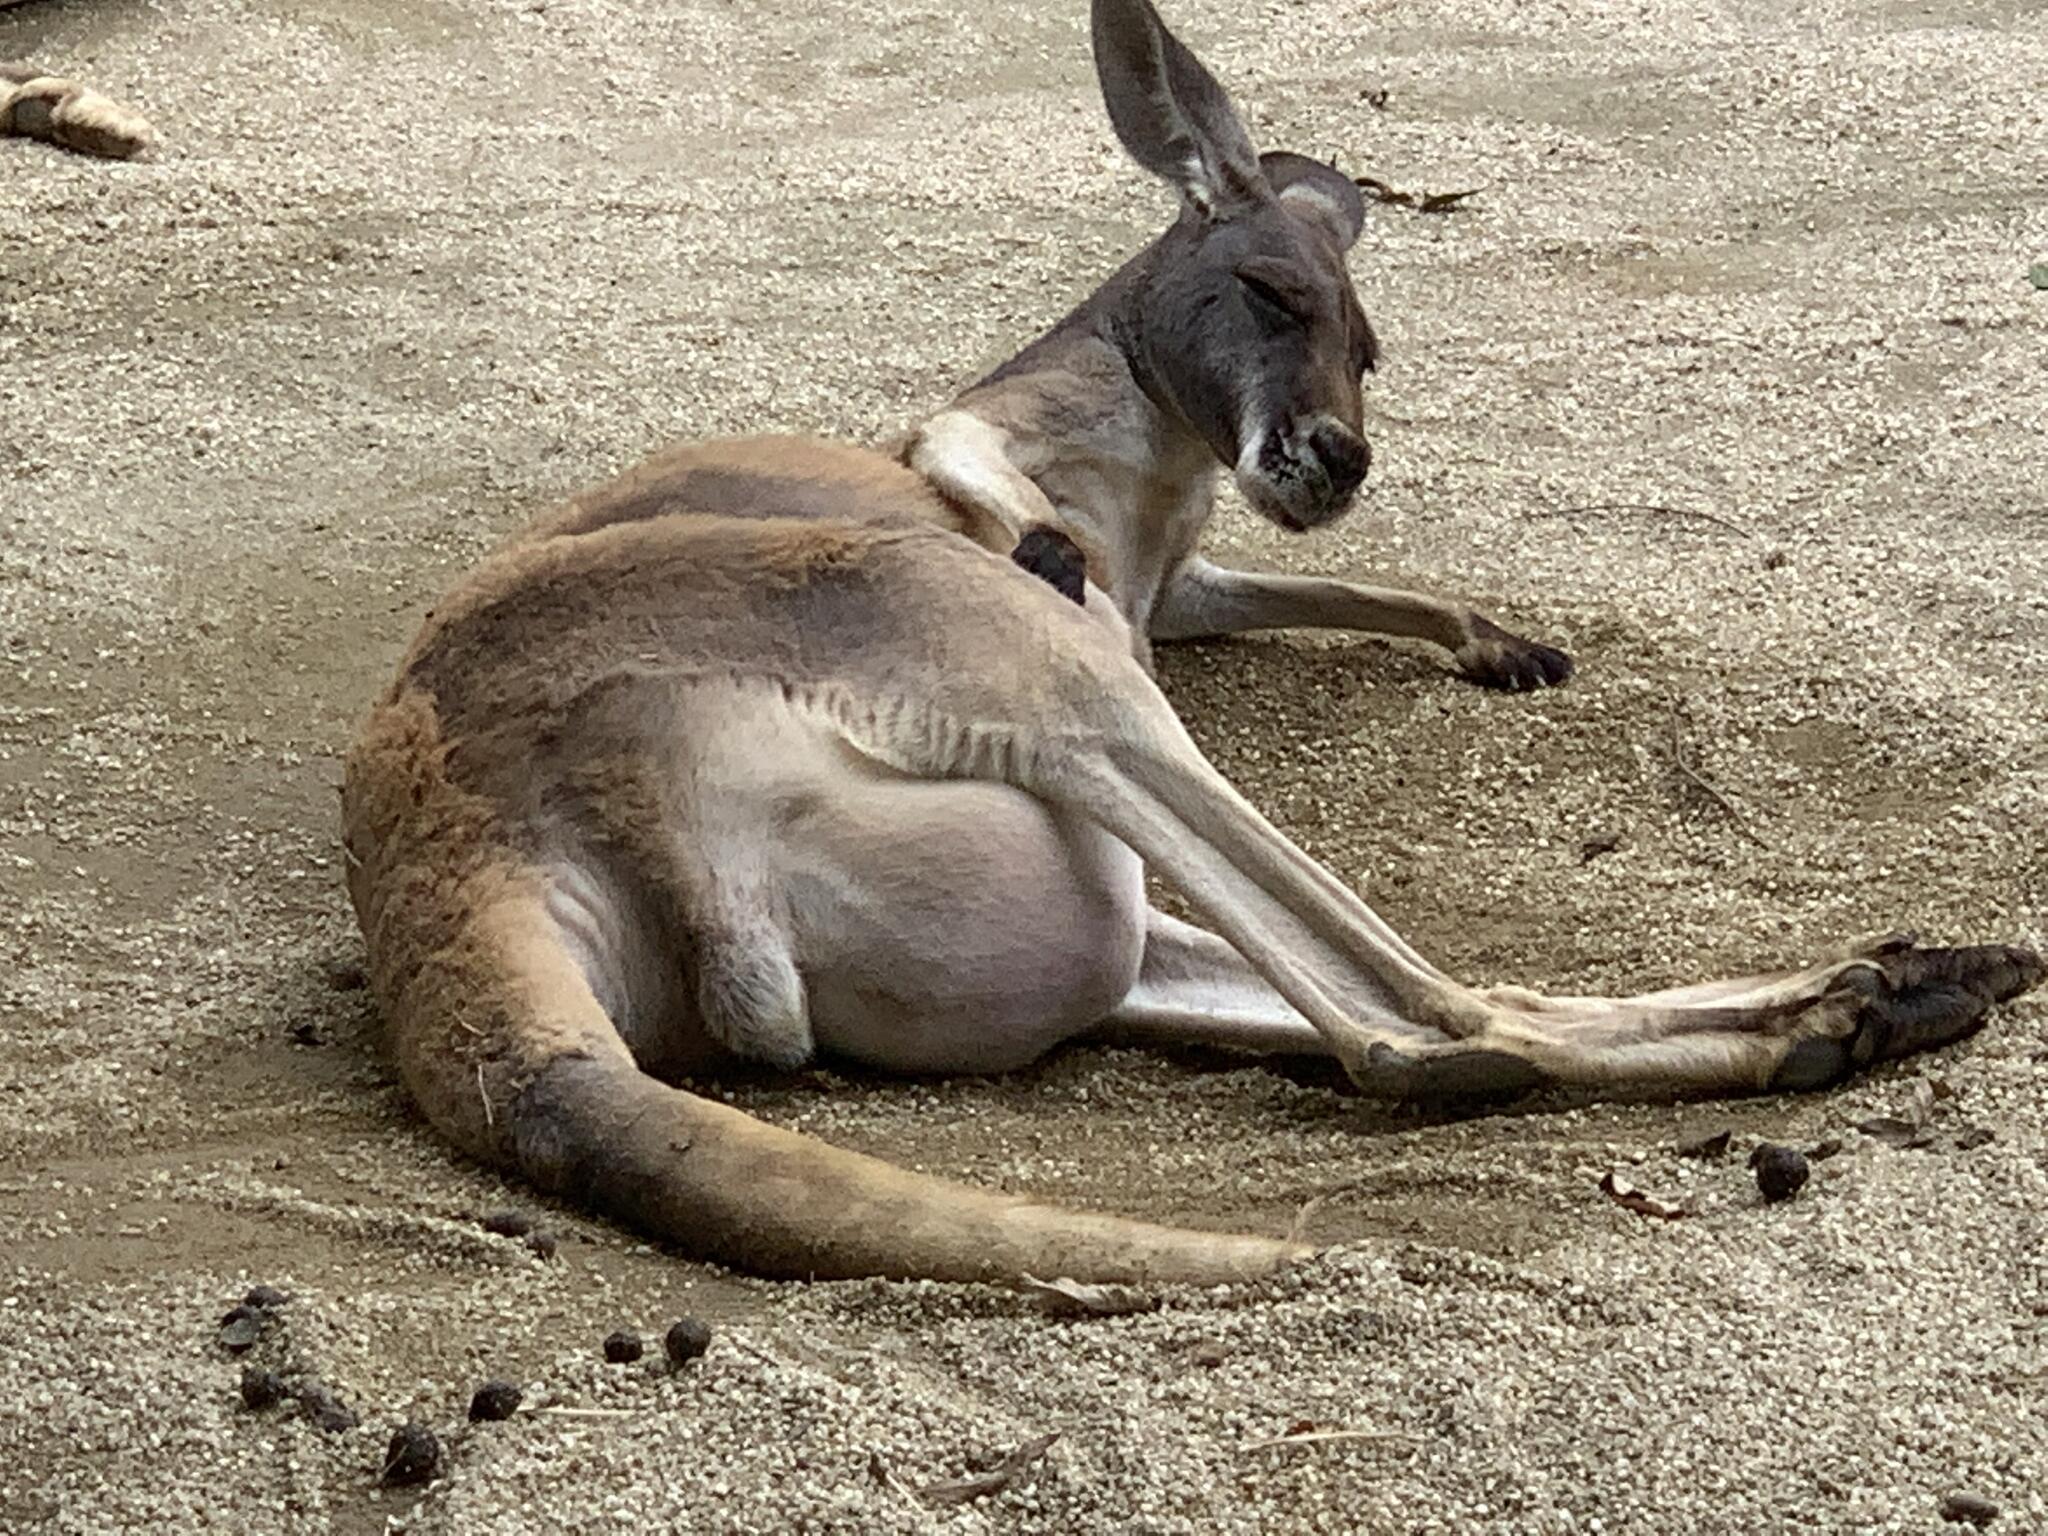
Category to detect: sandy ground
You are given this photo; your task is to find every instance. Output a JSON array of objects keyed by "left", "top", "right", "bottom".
[{"left": 3, "top": 0, "right": 2046, "bottom": 1530}]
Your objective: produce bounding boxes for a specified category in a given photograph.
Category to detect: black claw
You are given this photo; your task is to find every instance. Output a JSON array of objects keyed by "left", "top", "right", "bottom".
[
  {"left": 1771, "top": 943, "right": 2041, "bottom": 1092},
  {"left": 1849, "top": 944, "right": 2041, "bottom": 1066}
]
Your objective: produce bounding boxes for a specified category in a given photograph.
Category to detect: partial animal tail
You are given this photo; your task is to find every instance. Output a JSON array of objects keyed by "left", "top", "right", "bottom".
[
  {"left": 342, "top": 690, "right": 1309, "bottom": 1285},
  {"left": 2, "top": 64, "right": 155, "bottom": 159}
]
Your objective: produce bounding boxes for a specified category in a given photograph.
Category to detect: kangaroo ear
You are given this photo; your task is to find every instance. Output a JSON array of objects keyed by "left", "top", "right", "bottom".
[
  {"left": 1260, "top": 152, "right": 1366, "bottom": 250},
  {"left": 1090, "top": 0, "right": 1266, "bottom": 218}
]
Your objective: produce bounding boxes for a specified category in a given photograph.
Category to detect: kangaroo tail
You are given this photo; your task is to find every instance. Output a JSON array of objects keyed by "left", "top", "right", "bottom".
[{"left": 342, "top": 692, "right": 1309, "bottom": 1285}]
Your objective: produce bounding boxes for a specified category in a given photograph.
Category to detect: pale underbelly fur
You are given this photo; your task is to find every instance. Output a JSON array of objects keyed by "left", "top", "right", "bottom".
[{"left": 540, "top": 684, "right": 1146, "bottom": 1080}]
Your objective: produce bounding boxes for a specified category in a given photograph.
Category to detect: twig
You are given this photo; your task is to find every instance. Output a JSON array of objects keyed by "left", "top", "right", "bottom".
[
  {"left": 729, "top": 1335, "right": 784, "bottom": 1369},
  {"left": 868, "top": 1452, "right": 931, "bottom": 1520},
  {"left": 1668, "top": 708, "right": 1766, "bottom": 847},
  {"left": 476, "top": 1062, "right": 495, "bottom": 1129},
  {"left": 1531, "top": 500, "right": 1756, "bottom": 540},
  {"left": 1241, "top": 1429, "right": 1422, "bottom": 1454}
]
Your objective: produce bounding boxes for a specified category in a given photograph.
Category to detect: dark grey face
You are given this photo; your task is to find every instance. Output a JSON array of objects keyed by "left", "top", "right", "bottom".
[
  {"left": 1136, "top": 158, "right": 1379, "bottom": 532},
  {"left": 1093, "top": 0, "right": 1381, "bottom": 533}
]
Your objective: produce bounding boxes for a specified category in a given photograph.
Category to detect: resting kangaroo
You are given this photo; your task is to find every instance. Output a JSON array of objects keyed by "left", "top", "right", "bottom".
[{"left": 342, "top": 0, "right": 2042, "bottom": 1283}]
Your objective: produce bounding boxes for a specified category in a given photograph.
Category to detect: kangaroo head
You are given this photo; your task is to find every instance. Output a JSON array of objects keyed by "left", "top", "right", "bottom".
[{"left": 1093, "top": 0, "right": 1378, "bottom": 533}]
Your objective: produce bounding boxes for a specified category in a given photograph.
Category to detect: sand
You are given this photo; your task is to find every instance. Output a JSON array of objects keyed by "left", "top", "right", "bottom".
[{"left": 2, "top": 0, "right": 2044, "bottom": 1530}]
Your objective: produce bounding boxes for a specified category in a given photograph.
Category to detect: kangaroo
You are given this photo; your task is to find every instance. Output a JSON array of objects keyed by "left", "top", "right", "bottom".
[{"left": 341, "top": 0, "right": 2042, "bottom": 1284}]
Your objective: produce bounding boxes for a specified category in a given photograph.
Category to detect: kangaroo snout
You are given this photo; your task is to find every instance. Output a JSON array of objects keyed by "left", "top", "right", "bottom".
[
  {"left": 1309, "top": 419, "right": 1370, "bottom": 501},
  {"left": 1239, "top": 415, "right": 1371, "bottom": 532}
]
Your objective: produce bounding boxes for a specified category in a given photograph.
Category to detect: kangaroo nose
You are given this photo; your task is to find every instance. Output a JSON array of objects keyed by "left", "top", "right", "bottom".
[{"left": 1310, "top": 421, "right": 1371, "bottom": 499}]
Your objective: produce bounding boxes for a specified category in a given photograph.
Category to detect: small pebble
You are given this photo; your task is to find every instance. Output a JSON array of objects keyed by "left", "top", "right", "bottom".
[
  {"left": 1750, "top": 1143, "right": 1810, "bottom": 1203},
  {"left": 1188, "top": 1340, "right": 1230, "bottom": 1369},
  {"left": 381, "top": 1422, "right": 443, "bottom": 1487},
  {"left": 480, "top": 1209, "right": 535, "bottom": 1238},
  {"left": 664, "top": 1318, "right": 712, "bottom": 1368},
  {"left": 1940, "top": 1491, "right": 2000, "bottom": 1527},
  {"left": 239, "top": 1366, "right": 291, "bottom": 1411},
  {"left": 299, "top": 1381, "right": 361, "bottom": 1433},
  {"left": 524, "top": 1229, "right": 559, "bottom": 1261},
  {"left": 241, "top": 1284, "right": 289, "bottom": 1311},
  {"left": 603, "top": 1330, "right": 644, "bottom": 1364},
  {"left": 469, "top": 1380, "right": 524, "bottom": 1422}
]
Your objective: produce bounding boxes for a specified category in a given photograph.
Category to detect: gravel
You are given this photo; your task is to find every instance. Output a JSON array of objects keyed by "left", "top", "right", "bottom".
[{"left": 2, "top": 0, "right": 2044, "bottom": 1531}]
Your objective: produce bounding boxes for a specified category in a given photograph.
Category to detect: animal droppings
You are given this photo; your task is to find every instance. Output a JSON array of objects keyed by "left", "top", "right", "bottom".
[
  {"left": 664, "top": 1318, "right": 713, "bottom": 1368},
  {"left": 603, "top": 1330, "right": 644, "bottom": 1364},
  {"left": 468, "top": 1380, "right": 524, "bottom": 1422},
  {"left": 381, "top": 1422, "right": 443, "bottom": 1487},
  {"left": 298, "top": 1381, "right": 361, "bottom": 1433},
  {"left": 217, "top": 1305, "right": 265, "bottom": 1353},
  {"left": 239, "top": 1367, "right": 291, "bottom": 1411},
  {"left": 1749, "top": 1143, "right": 1810, "bottom": 1203}
]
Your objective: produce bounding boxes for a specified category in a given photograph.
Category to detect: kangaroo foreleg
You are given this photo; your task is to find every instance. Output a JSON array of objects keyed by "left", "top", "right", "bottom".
[{"left": 1151, "top": 556, "right": 1573, "bottom": 691}]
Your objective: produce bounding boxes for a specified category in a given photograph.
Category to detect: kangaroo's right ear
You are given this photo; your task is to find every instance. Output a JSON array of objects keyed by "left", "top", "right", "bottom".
[{"left": 1090, "top": 0, "right": 1266, "bottom": 219}]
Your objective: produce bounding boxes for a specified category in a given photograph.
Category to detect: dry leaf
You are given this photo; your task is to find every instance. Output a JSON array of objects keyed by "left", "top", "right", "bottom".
[
  {"left": 1351, "top": 175, "right": 1484, "bottom": 214},
  {"left": 1418, "top": 187, "right": 1484, "bottom": 213},
  {"left": 917, "top": 1433, "right": 1059, "bottom": 1506},
  {"left": 1017, "top": 1274, "right": 1156, "bottom": 1317},
  {"left": 1599, "top": 1169, "right": 1690, "bottom": 1220},
  {"left": 1675, "top": 1128, "right": 1733, "bottom": 1159},
  {"left": 1855, "top": 1116, "right": 1932, "bottom": 1149}
]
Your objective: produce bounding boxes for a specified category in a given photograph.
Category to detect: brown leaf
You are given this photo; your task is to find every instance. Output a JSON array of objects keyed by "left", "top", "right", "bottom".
[
  {"left": 1599, "top": 1169, "right": 1690, "bottom": 1219},
  {"left": 917, "top": 1433, "right": 1059, "bottom": 1507}
]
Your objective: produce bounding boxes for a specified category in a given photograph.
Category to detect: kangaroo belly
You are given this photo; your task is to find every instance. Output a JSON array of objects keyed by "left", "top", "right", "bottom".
[
  {"left": 785, "top": 759, "right": 1147, "bottom": 1074},
  {"left": 549, "top": 684, "right": 1145, "bottom": 1079}
]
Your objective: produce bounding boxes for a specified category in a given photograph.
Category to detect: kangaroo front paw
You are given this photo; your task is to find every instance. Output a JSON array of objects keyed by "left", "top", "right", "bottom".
[{"left": 1453, "top": 614, "right": 1574, "bottom": 692}]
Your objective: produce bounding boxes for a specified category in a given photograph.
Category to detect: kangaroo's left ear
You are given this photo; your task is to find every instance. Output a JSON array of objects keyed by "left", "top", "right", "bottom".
[{"left": 1260, "top": 152, "right": 1366, "bottom": 251}]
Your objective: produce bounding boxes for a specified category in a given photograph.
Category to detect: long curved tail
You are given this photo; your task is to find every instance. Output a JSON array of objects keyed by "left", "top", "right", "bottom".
[{"left": 342, "top": 693, "right": 1309, "bottom": 1285}]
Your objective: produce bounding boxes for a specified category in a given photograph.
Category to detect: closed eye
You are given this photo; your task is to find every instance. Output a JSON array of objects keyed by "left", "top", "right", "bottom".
[{"left": 1239, "top": 273, "right": 1302, "bottom": 325}]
